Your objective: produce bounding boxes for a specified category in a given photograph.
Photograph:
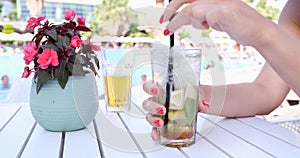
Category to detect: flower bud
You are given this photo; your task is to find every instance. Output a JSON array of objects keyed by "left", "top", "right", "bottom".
[
  {"left": 70, "top": 36, "right": 82, "bottom": 48},
  {"left": 77, "top": 16, "right": 86, "bottom": 26},
  {"left": 21, "top": 67, "right": 31, "bottom": 78},
  {"left": 64, "top": 9, "right": 76, "bottom": 21}
]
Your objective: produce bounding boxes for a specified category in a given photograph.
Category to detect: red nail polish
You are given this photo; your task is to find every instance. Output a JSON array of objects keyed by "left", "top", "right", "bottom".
[
  {"left": 151, "top": 88, "right": 158, "bottom": 95},
  {"left": 156, "top": 107, "right": 165, "bottom": 115},
  {"left": 202, "top": 100, "right": 210, "bottom": 107},
  {"left": 163, "top": 29, "right": 170, "bottom": 36},
  {"left": 154, "top": 119, "right": 162, "bottom": 127},
  {"left": 159, "top": 14, "right": 164, "bottom": 24}
]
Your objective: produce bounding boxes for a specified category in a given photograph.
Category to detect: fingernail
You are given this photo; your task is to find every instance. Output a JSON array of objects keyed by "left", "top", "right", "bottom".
[
  {"left": 201, "top": 100, "right": 210, "bottom": 107},
  {"left": 151, "top": 87, "right": 159, "bottom": 95},
  {"left": 159, "top": 14, "right": 164, "bottom": 24},
  {"left": 202, "top": 21, "right": 209, "bottom": 29},
  {"left": 154, "top": 119, "right": 163, "bottom": 127},
  {"left": 163, "top": 29, "right": 170, "bottom": 36},
  {"left": 198, "top": 109, "right": 202, "bottom": 112},
  {"left": 156, "top": 107, "right": 165, "bottom": 115}
]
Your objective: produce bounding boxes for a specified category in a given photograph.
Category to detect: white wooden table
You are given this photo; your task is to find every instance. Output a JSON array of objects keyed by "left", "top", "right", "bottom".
[{"left": 1, "top": 101, "right": 300, "bottom": 158}]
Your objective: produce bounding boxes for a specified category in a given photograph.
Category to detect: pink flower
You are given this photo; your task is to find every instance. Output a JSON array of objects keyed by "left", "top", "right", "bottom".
[
  {"left": 23, "top": 42, "right": 39, "bottom": 65},
  {"left": 70, "top": 36, "right": 82, "bottom": 48},
  {"left": 25, "top": 16, "right": 46, "bottom": 30},
  {"left": 21, "top": 67, "right": 32, "bottom": 78},
  {"left": 77, "top": 16, "right": 86, "bottom": 26},
  {"left": 37, "top": 49, "right": 59, "bottom": 69},
  {"left": 85, "top": 39, "right": 101, "bottom": 51},
  {"left": 64, "top": 9, "right": 76, "bottom": 21}
]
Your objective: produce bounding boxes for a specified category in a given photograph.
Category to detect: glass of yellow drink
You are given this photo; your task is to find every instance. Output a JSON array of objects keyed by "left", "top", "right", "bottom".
[
  {"left": 151, "top": 46, "right": 201, "bottom": 147},
  {"left": 101, "top": 49, "right": 133, "bottom": 112}
]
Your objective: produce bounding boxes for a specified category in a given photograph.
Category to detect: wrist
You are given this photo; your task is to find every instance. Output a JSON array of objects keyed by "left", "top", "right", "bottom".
[
  {"left": 250, "top": 22, "right": 279, "bottom": 51},
  {"left": 199, "top": 85, "right": 211, "bottom": 103}
]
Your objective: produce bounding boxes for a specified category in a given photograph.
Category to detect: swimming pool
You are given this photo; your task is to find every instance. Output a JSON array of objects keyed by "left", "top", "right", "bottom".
[
  {"left": 0, "top": 49, "right": 255, "bottom": 100},
  {"left": 0, "top": 54, "right": 25, "bottom": 99}
]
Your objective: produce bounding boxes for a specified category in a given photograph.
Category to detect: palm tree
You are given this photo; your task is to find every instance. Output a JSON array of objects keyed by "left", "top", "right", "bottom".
[
  {"left": 26, "top": 0, "right": 44, "bottom": 17},
  {"left": 244, "top": 0, "right": 279, "bottom": 20},
  {"left": 92, "top": 0, "right": 137, "bottom": 36}
]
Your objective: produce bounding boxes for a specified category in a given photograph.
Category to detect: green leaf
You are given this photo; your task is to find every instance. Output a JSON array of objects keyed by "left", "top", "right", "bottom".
[
  {"left": 75, "top": 26, "right": 92, "bottom": 32},
  {"left": 57, "top": 36, "right": 70, "bottom": 50},
  {"left": 41, "top": 44, "right": 59, "bottom": 52},
  {"left": 67, "top": 29, "right": 75, "bottom": 37},
  {"left": 57, "top": 68, "right": 70, "bottom": 89},
  {"left": 36, "top": 70, "right": 51, "bottom": 94},
  {"left": 88, "top": 64, "right": 97, "bottom": 76},
  {"left": 45, "top": 28, "right": 57, "bottom": 41},
  {"left": 55, "top": 60, "right": 70, "bottom": 89},
  {"left": 184, "top": 97, "right": 197, "bottom": 125},
  {"left": 94, "top": 57, "right": 100, "bottom": 70},
  {"left": 74, "top": 54, "right": 86, "bottom": 65},
  {"left": 34, "top": 33, "right": 44, "bottom": 46},
  {"left": 67, "top": 62, "right": 85, "bottom": 76}
]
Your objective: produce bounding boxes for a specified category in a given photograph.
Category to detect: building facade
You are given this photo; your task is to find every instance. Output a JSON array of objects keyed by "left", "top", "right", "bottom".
[{"left": 17, "top": 0, "right": 98, "bottom": 21}]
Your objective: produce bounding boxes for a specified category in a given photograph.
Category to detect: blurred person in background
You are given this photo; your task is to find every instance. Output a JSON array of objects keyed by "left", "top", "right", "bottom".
[{"left": 1, "top": 75, "right": 11, "bottom": 89}]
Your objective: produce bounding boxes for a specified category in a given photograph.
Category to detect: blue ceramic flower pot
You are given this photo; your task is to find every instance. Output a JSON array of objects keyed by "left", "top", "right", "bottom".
[{"left": 30, "top": 72, "right": 99, "bottom": 132}]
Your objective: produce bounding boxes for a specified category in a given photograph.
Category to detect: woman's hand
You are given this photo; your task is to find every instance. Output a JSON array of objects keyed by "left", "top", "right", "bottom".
[
  {"left": 160, "top": 0, "right": 276, "bottom": 47},
  {"left": 142, "top": 81, "right": 210, "bottom": 141},
  {"left": 142, "top": 81, "right": 165, "bottom": 141}
]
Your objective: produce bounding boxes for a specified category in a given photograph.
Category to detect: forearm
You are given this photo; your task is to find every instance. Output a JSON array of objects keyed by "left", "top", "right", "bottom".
[
  {"left": 201, "top": 83, "right": 287, "bottom": 117},
  {"left": 253, "top": 26, "right": 300, "bottom": 97}
]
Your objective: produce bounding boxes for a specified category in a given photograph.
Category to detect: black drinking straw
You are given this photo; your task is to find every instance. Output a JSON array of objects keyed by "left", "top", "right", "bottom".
[{"left": 164, "top": 0, "right": 175, "bottom": 133}]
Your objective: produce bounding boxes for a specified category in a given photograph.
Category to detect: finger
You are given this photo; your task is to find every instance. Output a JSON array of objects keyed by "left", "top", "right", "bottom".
[
  {"left": 165, "top": 5, "right": 192, "bottom": 34},
  {"left": 151, "top": 127, "right": 160, "bottom": 141},
  {"left": 143, "top": 97, "right": 166, "bottom": 115},
  {"left": 143, "top": 80, "right": 159, "bottom": 96},
  {"left": 146, "top": 114, "right": 164, "bottom": 128},
  {"left": 161, "top": 0, "right": 196, "bottom": 23},
  {"left": 191, "top": 17, "right": 209, "bottom": 30},
  {"left": 190, "top": 4, "right": 214, "bottom": 30},
  {"left": 205, "top": 6, "right": 225, "bottom": 31},
  {"left": 166, "top": 12, "right": 191, "bottom": 34}
]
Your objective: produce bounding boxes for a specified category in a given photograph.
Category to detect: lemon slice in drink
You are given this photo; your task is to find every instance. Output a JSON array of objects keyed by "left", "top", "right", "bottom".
[{"left": 170, "top": 89, "right": 185, "bottom": 109}]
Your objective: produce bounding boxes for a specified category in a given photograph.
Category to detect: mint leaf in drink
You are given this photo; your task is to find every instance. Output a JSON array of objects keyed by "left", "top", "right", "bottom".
[{"left": 184, "top": 97, "right": 197, "bottom": 125}]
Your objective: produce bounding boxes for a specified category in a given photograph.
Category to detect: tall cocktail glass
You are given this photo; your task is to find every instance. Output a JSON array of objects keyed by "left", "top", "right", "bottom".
[{"left": 151, "top": 46, "right": 201, "bottom": 147}]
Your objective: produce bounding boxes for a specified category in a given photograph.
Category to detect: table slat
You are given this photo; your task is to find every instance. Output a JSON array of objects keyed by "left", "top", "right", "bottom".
[
  {"left": 21, "top": 125, "right": 62, "bottom": 158},
  {"left": 180, "top": 136, "right": 231, "bottom": 158},
  {"left": 0, "top": 104, "right": 36, "bottom": 157},
  {"left": 94, "top": 101, "right": 144, "bottom": 157},
  {"left": 119, "top": 104, "right": 186, "bottom": 158},
  {"left": 0, "top": 103, "right": 21, "bottom": 129},
  {"left": 64, "top": 123, "right": 101, "bottom": 158},
  {"left": 238, "top": 117, "right": 300, "bottom": 147},
  {"left": 217, "top": 118, "right": 300, "bottom": 157},
  {"left": 197, "top": 116, "right": 273, "bottom": 157}
]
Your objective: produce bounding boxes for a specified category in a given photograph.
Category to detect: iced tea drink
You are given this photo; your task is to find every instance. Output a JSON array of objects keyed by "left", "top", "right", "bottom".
[
  {"left": 156, "top": 85, "right": 198, "bottom": 147},
  {"left": 101, "top": 48, "right": 133, "bottom": 112},
  {"left": 151, "top": 46, "right": 201, "bottom": 147}
]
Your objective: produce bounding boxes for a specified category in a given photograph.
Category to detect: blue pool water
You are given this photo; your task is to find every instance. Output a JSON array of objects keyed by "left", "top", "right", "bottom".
[
  {"left": 0, "top": 54, "right": 25, "bottom": 99},
  {"left": 0, "top": 49, "right": 255, "bottom": 100}
]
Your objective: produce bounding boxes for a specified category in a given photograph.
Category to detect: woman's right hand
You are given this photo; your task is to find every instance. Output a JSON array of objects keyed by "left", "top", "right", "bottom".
[
  {"left": 160, "top": 0, "right": 276, "bottom": 47},
  {"left": 142, "top": 81, "right": 210, "bottom": 141}
]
